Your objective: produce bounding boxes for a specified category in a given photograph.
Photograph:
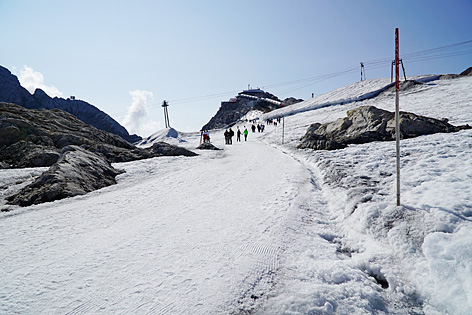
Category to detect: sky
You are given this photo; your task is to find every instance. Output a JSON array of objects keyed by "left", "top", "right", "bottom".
[{"left": 1, "top": 0, "right": 471, "bottom": 136}]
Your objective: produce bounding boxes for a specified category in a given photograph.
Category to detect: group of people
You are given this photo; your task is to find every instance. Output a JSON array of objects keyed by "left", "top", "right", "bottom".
[
  {"left": 202, "top": 130, "right": 211, "bottom": 143},
  {"left": 251, "top": 123, "right": 265, "bottom": 133},
  {"left": 265, "top": 118, "right": 282, "bottom": 127},
  {"left": 224, "top": 127, "right": 249, "bottom": 144},
  {"left": 204, "top": 118, "right": 282, "bottom": 146}
]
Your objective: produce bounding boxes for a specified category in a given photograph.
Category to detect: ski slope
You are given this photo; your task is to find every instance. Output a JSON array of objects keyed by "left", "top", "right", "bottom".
[{"left": 1, "top": 75, "right": 471, "bottom": 314}]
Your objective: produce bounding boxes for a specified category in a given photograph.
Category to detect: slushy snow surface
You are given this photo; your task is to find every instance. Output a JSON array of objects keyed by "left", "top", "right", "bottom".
[{"left": 1, "top": 76, "right": 471, "bottom": 314}]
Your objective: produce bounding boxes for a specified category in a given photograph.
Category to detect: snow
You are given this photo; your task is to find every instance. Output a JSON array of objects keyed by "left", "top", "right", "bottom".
[
  {"left": 240, "top": 109, "right": 265, "bottom": 122},
  {"left": 1, "top": 75, "right": 471, "bottom": 314},
  {"left": 136, "top": 127, "right": 187, "bottom": 147}
]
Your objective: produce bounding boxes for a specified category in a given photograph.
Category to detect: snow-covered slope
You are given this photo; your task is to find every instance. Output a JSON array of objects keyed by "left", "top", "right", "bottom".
[
  {"left": 1, "top": 75, "right": 471, "bottom": 314},
  {"left": 261, "top": 75, "right": 440, "bottom": 121},
  {"left": 257, "top": 75, "right": 472, "bottom": 314},
  {"left": 136, "top": 127, "right": 187, "bottom": 147}
]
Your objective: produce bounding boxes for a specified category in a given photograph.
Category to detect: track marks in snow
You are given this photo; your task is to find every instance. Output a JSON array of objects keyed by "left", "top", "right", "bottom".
[{"left": 0, "top": 137, "right": 313, "bottom": 314}]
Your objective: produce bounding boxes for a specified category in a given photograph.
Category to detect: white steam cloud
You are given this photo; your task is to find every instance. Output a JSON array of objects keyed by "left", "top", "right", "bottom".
[
  {"left": 17, "top": 65, "right": 63, "bottom": 97},
  {"left": 122, "top": 90, "right": 160, "bottom": 137}
]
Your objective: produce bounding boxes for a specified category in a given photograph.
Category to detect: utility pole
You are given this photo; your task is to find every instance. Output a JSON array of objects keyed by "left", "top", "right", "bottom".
[
  {"left": 360, "top": 62, "right": 366, "bottom": 80},
  {"left": 162, "top": 100, "right": 170, "bottom": 128},
  {"left": 395, "top": 28, "right": 401, "bottom": 207}
]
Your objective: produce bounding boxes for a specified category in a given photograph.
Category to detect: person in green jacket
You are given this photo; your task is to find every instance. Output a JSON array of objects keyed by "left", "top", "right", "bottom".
[{"left": 243, "top": 127, "right": 249, "bottom": 141}]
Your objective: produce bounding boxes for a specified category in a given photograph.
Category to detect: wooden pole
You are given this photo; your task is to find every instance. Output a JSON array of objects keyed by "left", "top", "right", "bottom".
[{"left": 395, "top": 28, "right": 401, "bottom": 207}]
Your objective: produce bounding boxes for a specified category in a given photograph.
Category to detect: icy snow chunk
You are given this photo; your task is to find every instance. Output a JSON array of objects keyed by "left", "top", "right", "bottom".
[{"left": 422, "top": 224, "right": 472, "bottom": 314}]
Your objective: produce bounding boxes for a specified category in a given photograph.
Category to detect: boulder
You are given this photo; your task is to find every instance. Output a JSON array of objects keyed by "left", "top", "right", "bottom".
[
  {"left": 298, "top": 105, "right": 471, "bottom": 150},
  {"left": 1, "top": 103, "right": 198, "bottom": 207},
  {"left": 149, "top": 142, "right": 198, "bottom": 156},
  {"left": 196, "top": 142, "right": 222, "bottom": 150},
  {"left": 282, "top": 97, "right": 304, "bottom": 105},
  {"left": 6, "top": 146, "right": 123, "bottom": 207}
]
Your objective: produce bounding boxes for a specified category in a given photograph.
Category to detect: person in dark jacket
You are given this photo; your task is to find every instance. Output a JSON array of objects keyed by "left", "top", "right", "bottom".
[
  {"left": 236, "top": 127, "right": 242, "bottom": 142},
  {"left": 224, "top": 129, "right": 229, "bottom": 144},
  {"left": 228, "top": 128, "right": 234, "bottom": 144}
]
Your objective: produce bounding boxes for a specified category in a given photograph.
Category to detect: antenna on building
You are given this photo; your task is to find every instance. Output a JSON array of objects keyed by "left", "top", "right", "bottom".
[{"left": 162, "top": 100, "right": 171, "bottom": 128}]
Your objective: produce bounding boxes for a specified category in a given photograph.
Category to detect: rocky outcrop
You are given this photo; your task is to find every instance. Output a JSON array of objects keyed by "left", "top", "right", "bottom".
[
  {"left": 0, "top": 65, "right": 140, "bottom": 143},
  {"left": 6, "top": 146, "right": 123, "bottom": 207},
  {"left": 0, "top": 103, "right": 197, "bottom": 167},
  {"left": 298, "top": 105, "right": 471, "bottom": 150},
  {"left": 460, "top": 66, "right": 472, "bottom": 76},
  {"left": 149, "top": 142, "right": 198, "bottom": 156},
  {"left": 196, "top": 142, "right": 222, "bottom": 150},
  {"left": 282, "top": 97, "right": 304, "bottom": 106},
  {"left": 0, "top": 65, "right": 38, "bottom": 109},
  {"left": 201, "top": 89, "right": 301, "bottom": 130},
  {"left": 1, "top": 102, "right": 134, "bottom": 167},
  {"left": 1, "top": 103, "right": 197, "bottom": 207}
]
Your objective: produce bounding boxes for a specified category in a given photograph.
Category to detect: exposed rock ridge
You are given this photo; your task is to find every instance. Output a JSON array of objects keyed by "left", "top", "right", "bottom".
[
  {"left": 0, "top": 65, "right": 140, "bottom": 143},
  {"left": 0, "top": 102, "right": 197, "bottom": 207}
]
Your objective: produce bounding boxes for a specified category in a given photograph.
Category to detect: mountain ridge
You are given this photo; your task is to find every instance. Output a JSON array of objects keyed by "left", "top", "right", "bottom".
[{"left": 0, "top": 65, "right": 141, "bottom": 143}]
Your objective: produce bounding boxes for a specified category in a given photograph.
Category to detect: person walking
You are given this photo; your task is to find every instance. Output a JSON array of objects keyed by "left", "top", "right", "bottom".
[
  {"left": 228, "top": 128, "right": 234, "bottom": 145},
  {"left": 236, "top": 127, "right": 242, "bottom": 142},
  {"left": 224, "top": 129, "right": 229, "bottom": 145},
  {"left": 243, "top": 127, "right": 249, "bottom": 141}
]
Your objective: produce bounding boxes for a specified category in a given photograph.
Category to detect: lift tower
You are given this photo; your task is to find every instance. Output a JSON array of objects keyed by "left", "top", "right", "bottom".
[{"left": 162, "top": 100, "right": 171, "bottom": 128}]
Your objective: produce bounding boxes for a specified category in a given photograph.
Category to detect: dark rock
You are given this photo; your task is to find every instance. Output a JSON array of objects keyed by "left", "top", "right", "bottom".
[
  {"left": 6, "top": 146, "right": 123, "bottom": 207},
  {"left": 0, "top": 102, "right": 136, "bottom": 167},
  {"left": 282, "top": 97, "right": 304, "bottom": 105},
  {"left": 439, "top": 74, "right": 460, "bottom": 80},
  {"left": 0, "top": 103, "right": 197, "bottom": 167},
  {"left": 31, "top": 88, "right": 141, "bottom": 143},
  {"left": 0, "top": 65, "right": 141, "bottom": 143},
  {"left": 0, "top": 103, "right": 198, "bottom": 207},
  {"left": 0, "top": 66, "right": 38, "bottom": 109},
  {"left": 196, "top": 142, "right": 222, "bottom": 150},
  {"left": 149, "top": 142, "right": 198, "bottom": 157},
  {"left": 298, "top": 105, "right": 471, "bottom": 150},
  {"left": 460, "top": 66, "right": 472, "bottom": 76}
]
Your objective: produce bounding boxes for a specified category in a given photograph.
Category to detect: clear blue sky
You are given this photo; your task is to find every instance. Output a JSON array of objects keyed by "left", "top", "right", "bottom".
[{"left": 1, "top": 0, "right": 471, "bottom": 135}]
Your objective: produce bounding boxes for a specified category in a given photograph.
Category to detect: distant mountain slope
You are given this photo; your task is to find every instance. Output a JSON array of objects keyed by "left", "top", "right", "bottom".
[{"left": 0, "top": 65, "right": 141, "bottom": 143}]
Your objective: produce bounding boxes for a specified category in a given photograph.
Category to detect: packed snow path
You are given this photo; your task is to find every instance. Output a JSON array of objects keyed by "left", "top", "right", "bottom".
[{"left": 0, "top": 136, "right": 317, "bottom": 314}]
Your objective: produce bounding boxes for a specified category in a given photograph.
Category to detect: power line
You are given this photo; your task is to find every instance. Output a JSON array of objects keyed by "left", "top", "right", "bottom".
[{"left": 110, "top": 39, "right": 472, "bottom": 118}]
